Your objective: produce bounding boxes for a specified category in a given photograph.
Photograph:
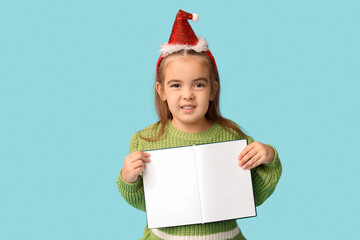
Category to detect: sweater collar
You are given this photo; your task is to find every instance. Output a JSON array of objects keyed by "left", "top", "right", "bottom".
[{"left": 166, "top": 120, "right": 222, "bottom": 142}]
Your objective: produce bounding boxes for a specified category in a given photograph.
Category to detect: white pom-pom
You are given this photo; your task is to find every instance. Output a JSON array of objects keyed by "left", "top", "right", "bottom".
[{"left": 192, "top": 13, "right": 199, "bottom": 22}]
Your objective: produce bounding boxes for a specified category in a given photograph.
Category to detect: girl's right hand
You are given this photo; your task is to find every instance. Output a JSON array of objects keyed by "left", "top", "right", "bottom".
[{"left": 121, "top": 151, "right": 151, "bottom": 183}]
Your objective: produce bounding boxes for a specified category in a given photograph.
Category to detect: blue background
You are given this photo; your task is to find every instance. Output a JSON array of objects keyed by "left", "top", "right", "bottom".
[{"left": 1, "top": 0, "right": 359, "bottom": 239}]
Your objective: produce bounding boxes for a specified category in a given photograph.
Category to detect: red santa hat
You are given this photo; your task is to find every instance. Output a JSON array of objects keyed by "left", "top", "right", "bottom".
[{"left": 156, "top": 10, "right": 217, "bottom": 76}]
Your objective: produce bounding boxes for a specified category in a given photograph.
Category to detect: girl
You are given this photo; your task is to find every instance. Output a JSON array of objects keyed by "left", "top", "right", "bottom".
[{"left": 117, "top": 10, "right": 282, "bottom": 240}]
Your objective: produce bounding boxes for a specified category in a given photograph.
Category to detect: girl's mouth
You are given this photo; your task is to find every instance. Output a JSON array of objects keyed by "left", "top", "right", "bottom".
[
  {"left": 181, "top": 105, "right": 196, "bottom": 112},
  {"left": 181, "top": 106, "right": 195, "bottom": 109}
]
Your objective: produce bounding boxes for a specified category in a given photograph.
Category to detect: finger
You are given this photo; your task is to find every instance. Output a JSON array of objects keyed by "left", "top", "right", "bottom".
[
  {"left": 246, "top": 156, "right": 264, "bottom": 170},
  {"left": 140, "top": 152, "right": 152, "bottom": 163},
  {"left": 134, "top": 160, "right": 146, "bottom": 169},
  {"left": 133, "top": 166, "right": 145, "bottom": 175},
  {"left": 238, "top": 146, "right": 251, "bottom": 160},
  {"left": 239, "top": 148, "right": 256, "bottom": 166},
  {"left": 133, "top": 159, "right": 146, "bottom": 169},
  {"left": 130, "top": 151, "right": 149, "bottom": 163},
  {"left": 143, "top": 152, "right": 151, "bottom": 162},
  {"left": 238, "top": 144, "right": 255, "bottom": 160},
  {"left": 242, "top": 154, "right": 261, "bottom": 170}
]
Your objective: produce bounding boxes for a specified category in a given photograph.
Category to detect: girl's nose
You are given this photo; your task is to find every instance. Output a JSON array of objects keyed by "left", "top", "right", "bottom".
[{"left": 182, "top": 87, "right": 194, "bottom": 100}]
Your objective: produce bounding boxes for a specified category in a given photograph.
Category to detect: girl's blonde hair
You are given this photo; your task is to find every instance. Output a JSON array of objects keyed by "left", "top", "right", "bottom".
[{"left": 141, "top": 49, "right": 247, "bottom": 141}]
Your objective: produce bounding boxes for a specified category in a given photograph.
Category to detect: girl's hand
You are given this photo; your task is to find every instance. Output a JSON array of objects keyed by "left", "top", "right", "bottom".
[
  {"left": 121, "top": 151, "right": 151, "bottom": 183},
  {"left": 238, "top": 142, "right": 275, "bottom": 170}
]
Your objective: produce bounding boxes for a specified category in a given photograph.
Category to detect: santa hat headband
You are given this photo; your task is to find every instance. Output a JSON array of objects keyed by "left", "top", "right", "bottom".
[{"left": 156, "top": 10, "right": 217, "bottom": 76}]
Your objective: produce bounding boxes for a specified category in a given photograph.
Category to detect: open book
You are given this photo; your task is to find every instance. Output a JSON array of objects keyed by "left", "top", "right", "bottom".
[{"left": 142, "top": 139, "right": 256, "bottom": 229}]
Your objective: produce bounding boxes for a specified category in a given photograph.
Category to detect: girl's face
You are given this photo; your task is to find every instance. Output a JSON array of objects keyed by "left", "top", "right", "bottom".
[{"left": 156, "top": 54, "right": 217, "bottom": 133}]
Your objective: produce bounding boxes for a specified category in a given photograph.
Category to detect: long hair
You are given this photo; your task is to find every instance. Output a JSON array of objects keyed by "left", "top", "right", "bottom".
[{"left": 140, "top": 49, "right": 247, "bottom": 141}]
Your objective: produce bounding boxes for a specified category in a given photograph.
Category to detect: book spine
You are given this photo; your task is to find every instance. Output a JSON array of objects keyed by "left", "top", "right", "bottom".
[{"left": 192, "top": 145, "right": 204, "bottom": 224}]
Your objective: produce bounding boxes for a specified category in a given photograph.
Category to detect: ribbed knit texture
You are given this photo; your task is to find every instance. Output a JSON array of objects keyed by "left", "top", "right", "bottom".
[{"left": 117, "top": 121, "right": 282, "bottom": 240}]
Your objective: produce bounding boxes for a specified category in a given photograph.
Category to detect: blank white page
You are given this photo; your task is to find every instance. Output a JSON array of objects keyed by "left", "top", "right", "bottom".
[
  {"left": 143, "top": 146, "right": 203, "bottom": 229},
  {"left": 194, "top": 140, "right": 256, "bottom": 223}
]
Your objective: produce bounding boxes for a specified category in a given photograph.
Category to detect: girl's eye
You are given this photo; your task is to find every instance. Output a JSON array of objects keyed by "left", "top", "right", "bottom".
[
  {"left": 195, "top": 83, "right": 206, "bottom": 88},
  {"left": 170, "top": 84, "right": 180, "bottom": 88}
]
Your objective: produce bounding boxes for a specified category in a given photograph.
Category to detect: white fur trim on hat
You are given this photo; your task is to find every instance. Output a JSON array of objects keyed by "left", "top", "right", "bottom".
[{"left": 159, "top": 38, "right": 209, "bottom": 57}]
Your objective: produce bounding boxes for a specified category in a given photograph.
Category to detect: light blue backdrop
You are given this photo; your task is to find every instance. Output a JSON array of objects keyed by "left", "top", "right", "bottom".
[{"left": 1, "top": 0, "right": 359, "bottom": 239}]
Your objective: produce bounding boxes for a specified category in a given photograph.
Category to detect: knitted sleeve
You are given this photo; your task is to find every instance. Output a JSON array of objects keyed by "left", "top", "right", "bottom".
[
  {"left": 116, "top": 133, "right": 146, "bottom": 212},
  {"left": 248, "top": 137, "right": 282, "bottom": 206}
]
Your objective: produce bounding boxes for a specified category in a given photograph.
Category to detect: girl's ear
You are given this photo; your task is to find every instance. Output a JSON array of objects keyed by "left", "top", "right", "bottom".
[
  {"left": 210, "top": 81, "right": 218, "bottom": 101},
  {"left": 156, "top": 82, "right": 166, "bottom": 101}
]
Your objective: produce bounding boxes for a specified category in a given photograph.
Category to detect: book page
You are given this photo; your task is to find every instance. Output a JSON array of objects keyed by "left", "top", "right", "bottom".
[
  {"left": 194, "top": 140, "right": 256, "bottom": 223},
  {"left": 143, "top": 146, "right": 203, "bottom": 229}
]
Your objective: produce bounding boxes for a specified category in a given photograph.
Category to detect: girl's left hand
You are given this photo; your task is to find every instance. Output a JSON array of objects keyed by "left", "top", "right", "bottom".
[{"left": 238, "top": 141, "right": 275, "bottom": 170}]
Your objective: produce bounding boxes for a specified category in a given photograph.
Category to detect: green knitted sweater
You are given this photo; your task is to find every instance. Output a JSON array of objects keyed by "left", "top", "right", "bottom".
[{"left": 117, "top": 121, "right": 282, "bottom": 240}]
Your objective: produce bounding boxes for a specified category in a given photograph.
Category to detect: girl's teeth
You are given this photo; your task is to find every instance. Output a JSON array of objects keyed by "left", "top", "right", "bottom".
[{"left": 183, "top": 106, "right": 193, "bottom": 109}]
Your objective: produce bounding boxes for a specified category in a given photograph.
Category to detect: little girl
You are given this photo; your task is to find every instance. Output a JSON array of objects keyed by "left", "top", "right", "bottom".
[{"left": 117, "top": 10, "right": 282, "bottom": 240}]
